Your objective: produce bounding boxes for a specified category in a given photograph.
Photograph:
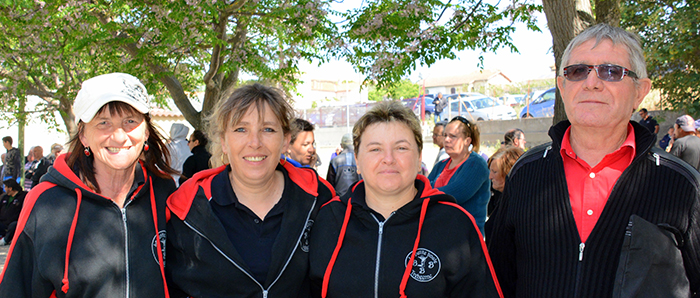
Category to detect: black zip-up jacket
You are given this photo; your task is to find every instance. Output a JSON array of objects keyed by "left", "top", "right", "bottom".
[
  {"left": 179, "top": 145, "right": 211, "bottom": 185},
  {"left": 0, "top": 154, "right": 176, "bottom": 298},
  {"left": 309, "top": 175, "right": 503, "bottom": 298},
  {"left": 488, "top": 120, "right": 700, "bottom": 298},
  {"left": 0, "top": 190, "right": 26, "bottom": 227},
  {"left": 166, "top": 161, "right": 335, "bottom": 298}
]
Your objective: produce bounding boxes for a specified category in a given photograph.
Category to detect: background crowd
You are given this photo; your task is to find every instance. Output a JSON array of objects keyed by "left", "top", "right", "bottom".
[{"left": 0, "top": 23, "right": 699, "bottom": 298}]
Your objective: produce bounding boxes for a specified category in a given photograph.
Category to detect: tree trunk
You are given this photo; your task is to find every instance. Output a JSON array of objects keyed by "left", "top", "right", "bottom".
[
  {"left": 542, "top": 0, "right": 593, "bottom": 125},
  {"left": 594, "top": 0, "right": 620, "bottom": 26}
]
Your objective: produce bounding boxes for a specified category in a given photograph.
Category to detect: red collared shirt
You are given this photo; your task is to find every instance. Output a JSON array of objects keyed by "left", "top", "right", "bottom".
[{"left": 560, "top": 124, "right": 636, "bottom": 243}]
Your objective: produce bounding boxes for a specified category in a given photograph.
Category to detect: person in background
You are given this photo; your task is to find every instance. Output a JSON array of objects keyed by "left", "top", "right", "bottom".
[
  {"left": 484, "top": 145, "right": 524, "bottom": 239},
  {"left": 638, "top": 108, "right": 659, "bottom": 134},
  {"left": 670, "top": 115, "right": 700, "bottom": 170},
  {"left": 432, "top": 92, "right": 447, "bottom": 123},
  {"left": 428, "top": 116, "right": 490, "bottom": 235},
  {"left": 24, "top": 146, "right": 50, "bottom": 191},
  {"left": 178, "top": 129, "right": 212, "bottom": 185},
  {"left": 166, "top": 83, "right": 335, "bottom": 298},
  {"left": 0, "top": 154, "right": 5, "bottom": 182},
  {"left": 168, "top": 123, "right": 192, "bottom": 186},
  {"left": 46, "top": 143, "right": 64, "bottom": 165},
  {"left": 0, "top": 72, "right": 177, "bottom": 297},
  {"left": 659, "top": 126, "right": 674, "bottom": 151},
  {"left": 309, "top": 101, "right": 502, "bottom": 298},
  {"left": 488, "top": 24, "right": 700, "bottom": 297},
  {"left": 326, "top": 133, "right": 360, "bottom": 197},
  {"left": 285, "top": 118, "right": 316, "bottom": 167},
  {"left": 432, "top": 121, "right": 449, "bottom": 166},
  {"left": 22, "top": 147, "right": 38, "bottom": 190},
  {"left": 1, "top": 136, "right": 21, "bottom": 183},
  {"left": 503, "top": 128, "right": 526, "bottom": 150},
  {"left": 0, "top": 180, "right": 26, "bottom": 246}
]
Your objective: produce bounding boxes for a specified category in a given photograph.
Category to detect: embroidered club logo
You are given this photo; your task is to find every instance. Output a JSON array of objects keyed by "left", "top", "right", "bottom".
[
  {"left": 151, "top": 230, "right": 167, "bottom": 265},
  {"left": 404, "top": 248, "right": 441, "bottom": 282},
  {"left": 300, "top": 219, "right": 314, "bottom": 253}
]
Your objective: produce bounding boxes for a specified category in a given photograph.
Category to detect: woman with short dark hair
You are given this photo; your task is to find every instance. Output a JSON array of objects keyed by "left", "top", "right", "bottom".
[{"left": 309, "top": 101, "right": 502, "bottom": 298}]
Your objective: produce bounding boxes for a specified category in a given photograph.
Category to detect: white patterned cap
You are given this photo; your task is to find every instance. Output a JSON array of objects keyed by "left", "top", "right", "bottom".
[{"left": 73, "top": 73, "right": 150, "bottom": 125}]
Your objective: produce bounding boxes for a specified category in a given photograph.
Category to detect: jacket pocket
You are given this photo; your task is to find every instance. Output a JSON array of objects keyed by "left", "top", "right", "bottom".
[{"left": 613, "top": 214, "right": 690, "bottom": 298}]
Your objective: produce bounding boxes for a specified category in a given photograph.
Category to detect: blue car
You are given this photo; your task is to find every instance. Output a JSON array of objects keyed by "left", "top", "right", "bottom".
[
  {"left": 520, "top": 87, "right": 556, "bottom": 118},
  {"left": 402, "top": 95, "right": 435, "bottom": 117}
]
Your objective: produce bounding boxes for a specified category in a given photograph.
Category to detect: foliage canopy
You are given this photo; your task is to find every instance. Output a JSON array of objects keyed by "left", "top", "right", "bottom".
[
  {"left": 0, "top": 0, "right": 540, "bottom": 133},
  {"left": 621, "top": 0, "right": 700, "bottom": 116}
]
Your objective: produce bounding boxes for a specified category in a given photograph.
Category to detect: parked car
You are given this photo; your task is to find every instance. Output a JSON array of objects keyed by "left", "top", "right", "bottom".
[
  {"left": 444, "top": 95, "right": 518, "bottom": 121},
  {"left": 520, "top": 87, "right": 556, "bottom": 118},
  {"left": 498, "top": 94, "right": 526, "bottom": 107},
  {"left": 401, "top": 95, "right": 435, "bottom": 117}
]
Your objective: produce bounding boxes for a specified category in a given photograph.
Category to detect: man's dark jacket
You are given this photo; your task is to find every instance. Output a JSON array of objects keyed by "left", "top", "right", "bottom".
[
  {"left": 488, "top": 120, "right": 700, "bottom": 298},
  {"left": 179, "top": 145, "right": 211, "bottom": 185}
]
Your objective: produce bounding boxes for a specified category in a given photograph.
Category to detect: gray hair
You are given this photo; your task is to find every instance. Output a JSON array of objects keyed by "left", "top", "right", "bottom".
[{"left": 559, "top": 23, "right": 647, "bottom": 79}]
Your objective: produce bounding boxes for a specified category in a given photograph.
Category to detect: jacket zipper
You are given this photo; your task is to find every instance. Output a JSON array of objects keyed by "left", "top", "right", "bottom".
[
  {"left": 573, "top": 242, "right": 585, "bottom": 298},
  {"left": 371, "top": 212, "right": 394, "bottom": 298},
  {"left": 184, "top": 197, "right": 317, "bottom": 298},
  {"left": 121, "top": 207, "right": 130, "bottom": 298}
]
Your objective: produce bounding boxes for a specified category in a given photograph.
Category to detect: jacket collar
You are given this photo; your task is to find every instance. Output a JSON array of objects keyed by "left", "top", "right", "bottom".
[
  {"left": 169, "top": 162, "right": 321, "bottom": 286},
  {"left": 548, "top": 120, "right": 656, "bottom": 160},
  {"left": 344, "top": 175, "right": 451, "bottom": 222}
]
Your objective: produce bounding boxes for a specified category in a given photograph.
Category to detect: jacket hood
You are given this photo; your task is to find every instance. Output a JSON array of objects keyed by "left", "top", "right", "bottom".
[
  {"left": 336, "top": 174, "right": 451, "bottom": 211},
  {"left": 168, "top": 159, "right": 334, "bottom": 220},
  {"left": 169, "top": 123, "right": 189, "bottom": 140}
]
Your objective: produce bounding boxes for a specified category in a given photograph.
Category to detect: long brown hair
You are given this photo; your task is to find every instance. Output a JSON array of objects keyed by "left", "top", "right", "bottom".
[{"left": 65, "top": 102, "right": 176, "bottom": 193}]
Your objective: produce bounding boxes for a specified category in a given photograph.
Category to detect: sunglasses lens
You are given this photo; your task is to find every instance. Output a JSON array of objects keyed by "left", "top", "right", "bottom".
[
  {"left": 598, "top": 65, "right": 624, "bottom": 81},
  {"left": 565, "top": 65, "right": 590, "bottom": 81}
]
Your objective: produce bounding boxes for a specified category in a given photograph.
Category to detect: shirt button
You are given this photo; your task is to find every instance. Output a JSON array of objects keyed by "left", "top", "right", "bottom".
[
  {"left": 587, "top": 210, "right": 593, "bottom": 216},
  {"left": 589, "top": 172, "right": 595, "bottom": 179},
  {"left": 254, "top": 219, "right": 261, "bottom": 224}
]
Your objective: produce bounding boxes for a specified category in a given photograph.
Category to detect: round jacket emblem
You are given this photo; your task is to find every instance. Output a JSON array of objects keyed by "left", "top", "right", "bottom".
[
  {"left": 404, "top": 248, "right": 441, "bottom": 282},
  {"left": 152, "top": 230, "right": 167, "bottom": 265}
]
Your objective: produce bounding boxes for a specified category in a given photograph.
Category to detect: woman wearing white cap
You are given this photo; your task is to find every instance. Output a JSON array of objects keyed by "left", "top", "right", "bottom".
[{"left": 0, "top": 73, "right": 178, "bottom": 297}]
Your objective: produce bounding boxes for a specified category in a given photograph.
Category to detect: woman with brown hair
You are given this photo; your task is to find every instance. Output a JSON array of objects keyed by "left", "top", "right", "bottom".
[
  {"left": 309, "top": 101, "right": 502, "bottom": 298},
  {"left": 0, "top": 73, "right": 177, "bottom": 297},
  {"left": 166, "top": 83, "right": 335, "bottom": 298}
]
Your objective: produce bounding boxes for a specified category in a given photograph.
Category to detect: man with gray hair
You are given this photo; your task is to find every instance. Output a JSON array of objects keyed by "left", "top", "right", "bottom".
[
  {"left": 489, "top": 24, "right": 700, "bottom": 297},
  {"left": 670, "top": 115, "right": 700, "bottom": 170},
  {"left": 326, "top": 133, "right": 361, "bottom": 197}
]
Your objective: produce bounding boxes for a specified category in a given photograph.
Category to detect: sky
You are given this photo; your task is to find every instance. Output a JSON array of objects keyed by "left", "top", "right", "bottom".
[{"left": 298, "top": 1, "right": 555, "bottom": 84}]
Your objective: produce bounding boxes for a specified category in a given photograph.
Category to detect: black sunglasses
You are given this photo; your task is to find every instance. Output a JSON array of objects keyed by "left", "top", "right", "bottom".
[
  {"left": 563, "top": 64, "right": 638, "bottom": 82},
  {"left": 451, "top": 116, "right": 471, "bottom": 127}
]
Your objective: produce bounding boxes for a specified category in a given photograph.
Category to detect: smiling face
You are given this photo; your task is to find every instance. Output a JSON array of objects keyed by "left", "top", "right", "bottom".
[
  {"left": 79, "top": 107, "right": 148, "bottom": 175},
  {"left": 221, "top": 103, "right": 290, "bottom": 186},
  {"left": 356, "top": 121, "right": 422, "bottom": 198},
  {"left": 443, "top": 121, "right": 471, "bottom": 159},
  {"left": 557, "top": 38, "right": 651, "bottom": 132},
  {"left": 288, "top": 131, "right": 315, "bottom": 166}
]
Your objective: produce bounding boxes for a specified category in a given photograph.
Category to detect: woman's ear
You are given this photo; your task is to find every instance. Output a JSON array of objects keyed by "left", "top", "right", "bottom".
[{"left": 282, "top": 133, "right": 291, "bottom": 155}]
